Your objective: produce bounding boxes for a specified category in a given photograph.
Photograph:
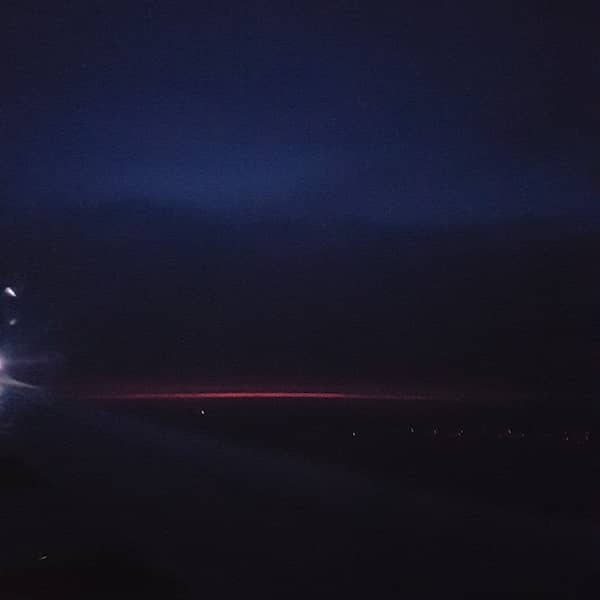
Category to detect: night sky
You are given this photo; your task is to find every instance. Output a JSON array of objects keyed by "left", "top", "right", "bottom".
[{"left": 2, "top": 2, "right": 600, "bottom": 390}]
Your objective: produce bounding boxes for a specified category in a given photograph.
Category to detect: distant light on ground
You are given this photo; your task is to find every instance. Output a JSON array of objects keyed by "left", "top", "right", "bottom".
[{"left": 3, "top": 287, "right": 17, "bottom": 298}]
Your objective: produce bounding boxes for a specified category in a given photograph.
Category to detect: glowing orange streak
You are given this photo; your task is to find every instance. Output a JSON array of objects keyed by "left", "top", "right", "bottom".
[{"left": 89, "top": 391, "right": 427, "bottom": 401}]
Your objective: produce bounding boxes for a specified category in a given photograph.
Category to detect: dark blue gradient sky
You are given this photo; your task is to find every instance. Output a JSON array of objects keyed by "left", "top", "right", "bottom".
[
  {"left": 4, "top": 2, "right": 599, "bottom": 225},
  {"left": 2, "top": 2, "right": 600, "bottom": 389}
]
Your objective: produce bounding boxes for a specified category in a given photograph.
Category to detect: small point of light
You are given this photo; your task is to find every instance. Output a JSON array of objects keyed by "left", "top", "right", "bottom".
[
  {"left": 4, "top": 287, "right": 16, "bottom": 298},
  {"left": 200, "top": 409, "right": 206, "bottom": 415},
  {"left": 410, "top": 426, "right": 414, "bottom": 433},
  {"left": 39, "top": 555, "right": 48, "bottom": 561},
  {"left": 352, "top": 431, "right": 357, "bottom": 437},
  {"left": 8, "top": 318, "right": 17, "bottom": 326}
]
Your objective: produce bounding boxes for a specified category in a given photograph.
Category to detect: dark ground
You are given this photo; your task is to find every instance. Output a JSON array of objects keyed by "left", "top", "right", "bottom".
[{"left": 1, "top": 390, "right": 599, "bottom": 598}]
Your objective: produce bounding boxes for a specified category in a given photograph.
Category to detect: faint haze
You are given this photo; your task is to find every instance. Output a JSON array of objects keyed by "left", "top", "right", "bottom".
[{"left": 1, "top": 202, "right": 598, "bottom": 392}]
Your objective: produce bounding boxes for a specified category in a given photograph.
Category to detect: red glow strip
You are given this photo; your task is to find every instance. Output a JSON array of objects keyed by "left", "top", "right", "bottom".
[{"left": 89, "top": 391, "right": 427, "bottom": 401}]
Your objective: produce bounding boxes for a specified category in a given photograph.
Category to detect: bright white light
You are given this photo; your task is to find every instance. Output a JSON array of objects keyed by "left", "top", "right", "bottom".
[
  {"left": 8, "top": 318, "right": 17, "bottom": 327},
  {"left": 0, "top": 356, "right": 4, "bottom": 371},
  {"left": 3, "top": 287, "right": 16, "bottom": 298}
]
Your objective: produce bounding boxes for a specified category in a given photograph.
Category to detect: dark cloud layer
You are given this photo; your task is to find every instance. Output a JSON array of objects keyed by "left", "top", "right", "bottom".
[{"left": 2, "top": 202, "right": 599, "bottom": 390}]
